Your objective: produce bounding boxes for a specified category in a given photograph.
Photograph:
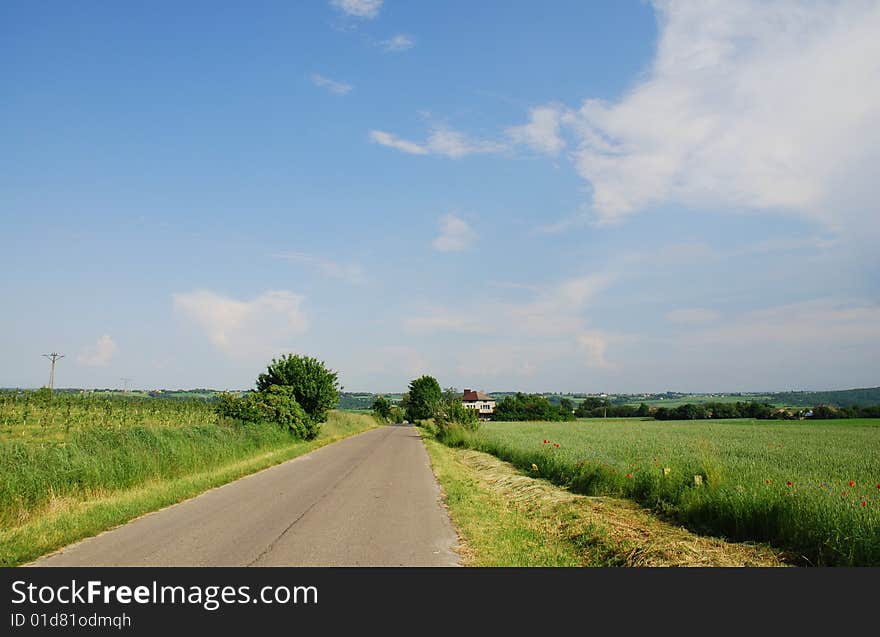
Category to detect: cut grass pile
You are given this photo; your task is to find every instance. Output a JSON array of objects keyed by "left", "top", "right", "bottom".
[
  {"left": 423, "top": 434, "right": 784, "bottom": 566},
  {"left": 435, "top": 418, "right": 880, "bottom": 566}
]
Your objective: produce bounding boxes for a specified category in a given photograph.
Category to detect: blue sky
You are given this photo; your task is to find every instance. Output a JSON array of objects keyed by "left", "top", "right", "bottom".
[{"left": 3, "top": 0, "right": 879, "bottom": 393}]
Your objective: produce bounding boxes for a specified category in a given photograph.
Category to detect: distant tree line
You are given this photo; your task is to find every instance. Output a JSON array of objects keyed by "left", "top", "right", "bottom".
[
  {"left": 494, "top": 393, "right": 576, "bottom": 421},
  {"left": 808, "top": 404, "right": 880, "bottom": 419},
  {"left": 653, "top": 401, "right": 779, "bottom": 420},
  {"left": 574, "top": 397, "right": 651, "bottom": 418},
  {"left": 651, "top": 401, "right": 880, "bottom": 420},
  {"left": 766, "top": 387, "right": 880, "bottom": 408}
]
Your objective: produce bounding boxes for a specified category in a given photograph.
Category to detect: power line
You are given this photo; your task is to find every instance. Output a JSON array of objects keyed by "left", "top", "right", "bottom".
[
  {"left": 120, "top": 377, "right": 133, "bottom": 394},
  {"left": 42, "top": 352, "right": 65, "bottom": 391}
]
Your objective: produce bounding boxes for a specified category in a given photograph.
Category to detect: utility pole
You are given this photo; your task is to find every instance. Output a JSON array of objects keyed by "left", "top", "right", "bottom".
[
  {"left": 120, "top": 377, "right": 133, "bottom": 394},
  {"left": 42, "top": 353, "right": 65, "bottom": 391}
]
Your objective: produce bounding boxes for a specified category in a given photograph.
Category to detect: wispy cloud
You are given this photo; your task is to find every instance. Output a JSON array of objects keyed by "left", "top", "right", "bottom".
[
  {"left": 77, "top": 335, "right": 118, "bottom": 367},
  {"left": 506, "top": 105, "right": 567, "bottom": 155},
  {"left": 432, "top": 214, "right": 477, "bottom": 252},
  {"left": 381, "top": 34, "right": 414, "bottom": 52},
  {"left": 402, "top": 273, "right": 618, "bottom": 379},
  {"left": 369, "top": 126, "right": 505, "bottom": 158},
  {"left": 331, "top": 0, "right": 382, "bottom": 19},
  {"left": 694, "top": 299, "right": 880, "bottom": 347},
  {"left": 173, "top": 290, "right": 308, "bottom": 357},
  {"left": 311, "top": 73, "right": 352, "bottom": 96},
  {"left": 403, "top": 310, "right": 492, "bottom": 335},
  {"left": 368, "top": 130, "right": 428, "bottom": 155},
  {"left": 272, "top": 251, "right": 365, "bottom": 284}
]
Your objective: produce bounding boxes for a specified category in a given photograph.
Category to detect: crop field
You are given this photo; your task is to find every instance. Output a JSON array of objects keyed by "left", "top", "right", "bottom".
[
  {"left": 0, "top": 391, "right": 218, "bottom": 443},
  {"left": 441, "top": 418, "right": 880, "bottom": 565}
]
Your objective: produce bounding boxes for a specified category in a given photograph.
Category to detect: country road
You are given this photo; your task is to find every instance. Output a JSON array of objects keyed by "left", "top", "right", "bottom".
[{"left": 32, "top": 425, "right": 460, "bottom": 566}]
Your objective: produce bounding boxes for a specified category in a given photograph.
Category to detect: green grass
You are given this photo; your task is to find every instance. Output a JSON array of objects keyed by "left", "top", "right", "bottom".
[
  {"left": 422, "top": 431, "right": 784, "bottom": 567},
  {"left": 0, "top": 410, "right": 378, "bottom": 566},
  {"left": 436, "top": 418, "right": 880, "bottom": 565}
]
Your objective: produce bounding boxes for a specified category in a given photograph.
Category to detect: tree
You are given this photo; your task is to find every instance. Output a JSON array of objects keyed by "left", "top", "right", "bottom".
[
  {"left": 372, "top": 395, "right": 393, "bottom": 420},
  {"left": 405, "top": 375, "right": 442, "bottom": 422},
  {"left": 256, "top": 354, "right": 339, "bottom": 423},
  {"left": 575, "top": 396, "right": 604, "bottom": 417},
  {"left": 637, "top": 402, "right": 651, "bottom": 417}
]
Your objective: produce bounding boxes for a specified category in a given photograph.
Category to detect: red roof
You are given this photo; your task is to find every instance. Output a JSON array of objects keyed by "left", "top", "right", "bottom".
[{"left": 462, "top": 389, "right": 493, "bottom": 402}]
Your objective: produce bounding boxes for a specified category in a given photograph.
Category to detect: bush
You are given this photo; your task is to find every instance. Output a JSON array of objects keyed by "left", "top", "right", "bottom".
[
  {"left": 216, "top": 387, "right": 317, "bottom": 440},
  {"left": 435, "top": 398, "right": 480, "bottom": 432},
  {"left": 249, "top": 385, "right": 316, "bottom": 439},
  {"left": 256, "top": 354, "right": 339, "bottom": 424}
]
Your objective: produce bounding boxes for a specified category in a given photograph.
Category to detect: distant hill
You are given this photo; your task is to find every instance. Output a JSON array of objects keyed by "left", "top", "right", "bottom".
[{"left": 765, "top": 387, "right": 880, "bottom": 407}]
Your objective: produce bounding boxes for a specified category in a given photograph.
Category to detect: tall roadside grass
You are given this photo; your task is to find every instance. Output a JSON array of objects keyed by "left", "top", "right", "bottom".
[
  {"left": 0, "top": 411, "right": 378, "bottom": 530},
  {"left": 436, "top": 419, "right": 880, "bottom": 566},
  {"left": 1, "top": 411, "right": 378, "bottom": 566}
]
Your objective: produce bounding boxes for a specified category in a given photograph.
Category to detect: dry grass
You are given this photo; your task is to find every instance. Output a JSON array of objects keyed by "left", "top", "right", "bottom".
[{"left": 442, "top": 445, "right": 787, "bottom": 567}]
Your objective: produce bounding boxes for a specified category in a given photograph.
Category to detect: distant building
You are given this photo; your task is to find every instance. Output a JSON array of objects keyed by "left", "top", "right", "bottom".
[{"left": 461, "top": 389, "right": 496, "bottom": 420}]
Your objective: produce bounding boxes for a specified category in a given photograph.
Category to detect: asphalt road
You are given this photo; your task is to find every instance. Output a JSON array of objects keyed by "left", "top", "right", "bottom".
[{"left": 33, "top": 425, "right": 460, "bottom": 566}]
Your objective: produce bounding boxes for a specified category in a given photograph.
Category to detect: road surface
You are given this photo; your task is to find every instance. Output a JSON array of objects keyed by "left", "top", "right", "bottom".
[{"left": 33, "top": 425, "right": 460, "bottom": 566}]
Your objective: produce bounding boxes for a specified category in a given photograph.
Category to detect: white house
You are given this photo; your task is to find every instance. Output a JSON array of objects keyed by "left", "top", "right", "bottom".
[{"left": 461, "top": 389, "right": 496, "bottom": 419}]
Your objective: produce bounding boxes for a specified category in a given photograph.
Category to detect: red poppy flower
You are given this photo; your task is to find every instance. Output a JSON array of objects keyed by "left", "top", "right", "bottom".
[
  {"left": 555, "top": 443, "right": 560, "bottom": 448},
  {"left": 543, "top": 440, "right": 548, "bottom": 444},
  {"left": 765, "top": 479, "right": 771, "bottom": 485},
  {"left": 626, "top": 473, "right": 633, "bottom": 479},
  {"left": 877, "top": 484, "right": 880, "bottom": 490},
  {"left": 849, "top": 480, "right": 856, "bottom": 487},
  {"left": 861, "top": 501, "right": 868, "bottom": 507},
  {"left": 787, "top": 481, "right": 793, "bottom": 487}
]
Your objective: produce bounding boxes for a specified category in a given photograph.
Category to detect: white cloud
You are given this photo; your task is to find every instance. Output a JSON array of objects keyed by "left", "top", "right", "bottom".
[
  {"left": 173, "top": 290, "right": 308, "bottom": 357},
  {"left": 559, "top": 0, "right": 880, "bottom": 233},
  {"left": 381, "top": 34, "right": 414, "bottom": 52},
  {"left": 369, "top": 126, "right": 505, "bottom": 158},
  {"left": 403, "top": 273, "right": 617, "bottom": 379},
  {"left": 432, "top": 214, "right": 477, "bottom": 252},
  {"left": 627, "top": 298, "right": 880, "bottom": 390},
  {"left": 272, "top": 251, "right": 365, "bottom": 284},
  {"left": 666, "top": 308, "right": 721, "bottom": 324},
  {"left": 78, "top": 335, "right": 118, "bottom": 367},
  {"left": 368, "top": 130, "right": 429, "bottom": 155},
  {"left": 457, "top": 344, "right": 539, "bottom": 379},
  {"left": 506, "top": 105, "right": 566, "bottom": 155},
  {"left": 695, "top": 299, "right": 880, "bottom": 347},
  {"left": 331, "top": 0, "right": 382, "bottom": 19},
  {"left": 311, "top": 73, "right": 352, "bottom": 96}
]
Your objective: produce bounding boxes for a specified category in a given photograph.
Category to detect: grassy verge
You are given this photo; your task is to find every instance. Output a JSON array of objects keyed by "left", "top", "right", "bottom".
[
  {"left": 434, "top": 419, "right": 880, "bottom": 565},
  {"left": 1, "top": 412, "right": 378, "bottom": 566},
  {"left": 423, "top": 432, "right": 784, "bottom": 567}
]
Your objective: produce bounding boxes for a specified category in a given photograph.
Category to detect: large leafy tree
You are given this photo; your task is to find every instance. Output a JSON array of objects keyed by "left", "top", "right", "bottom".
[
  {"left": 405, "top": 375, "right": 442, "bottom": 422},
  {"left": 256, "top": 354, "right": 339, "bottom": 423},
  {"left": 372, "top": 395, "right": 393, "bottom": 420}
]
